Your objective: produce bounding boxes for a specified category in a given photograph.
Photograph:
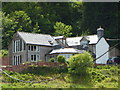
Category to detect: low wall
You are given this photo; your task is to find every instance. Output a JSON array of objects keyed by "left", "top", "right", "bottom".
[
  {"left": 1, "top": 56, "right": 9, "bottom": 66},
  {"left": 1, "top": 62, "right": 67, "bottom": 72}
]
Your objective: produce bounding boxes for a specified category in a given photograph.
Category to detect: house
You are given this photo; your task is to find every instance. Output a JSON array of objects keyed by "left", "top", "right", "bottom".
[
  {"left": 9, "top": 32, "right": 58, "bottom": 65},
  {"left": 66, "top": 27, "right": 109, "bottom": 64},
  {"left": 8, "top": 27, "right": 110, "bottom": 65},
  {"left": 8, "top": 32, "right": 83, "bottom": 65}
]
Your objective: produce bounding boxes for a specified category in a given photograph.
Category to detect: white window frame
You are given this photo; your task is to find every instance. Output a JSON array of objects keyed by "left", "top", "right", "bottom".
[
  {"left": 13, "top": 39, "right": 23, "bottom": 53},
  {"left": 13, "top": 55, "right": 22, "bottom": 65},
  {"left": 31, "top": 54, "right": 40, "bottom": 62},
  {"left": 28, "top": 45, "right": 40, "bottom": 52}
]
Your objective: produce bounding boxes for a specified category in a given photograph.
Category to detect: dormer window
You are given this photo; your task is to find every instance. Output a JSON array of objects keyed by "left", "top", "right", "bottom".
[
  {"left": 80, "top": 40, "right": 89, "bottom": 50},
  {"left": 81, "top": 41, "right": 88, "bottom": 45}
]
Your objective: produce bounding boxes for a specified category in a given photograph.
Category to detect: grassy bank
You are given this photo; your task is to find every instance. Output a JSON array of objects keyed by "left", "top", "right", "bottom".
[{"left": 1, "top": 65, "right": 119, "bottom": 88}]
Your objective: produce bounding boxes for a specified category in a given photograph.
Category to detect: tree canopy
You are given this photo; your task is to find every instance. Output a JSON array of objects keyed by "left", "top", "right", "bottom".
[
  {"left": 2, "top": 2, "right": 119, "bottom": 49},
  {"left": 53, "top": 22, "right": 72, "bottom": 37}
]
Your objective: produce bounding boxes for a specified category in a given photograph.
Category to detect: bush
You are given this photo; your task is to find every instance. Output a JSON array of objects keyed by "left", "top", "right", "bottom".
[
  {"left": 57, "top": 55, "right": 66, "bottom": 63},
  {"left": 68, "top": 52, "right": 93, "bottom": 75},
  {"left": 0, "top": 49, "right": 8, "bottom": 57},
  {"left": 49, "top": 58, "right": 55, "bottom": 62}
]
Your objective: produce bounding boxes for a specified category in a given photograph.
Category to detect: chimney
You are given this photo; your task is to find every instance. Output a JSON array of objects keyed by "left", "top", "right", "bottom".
[{"left": 97, "top": 26, "right": 104, "bottom": 39}]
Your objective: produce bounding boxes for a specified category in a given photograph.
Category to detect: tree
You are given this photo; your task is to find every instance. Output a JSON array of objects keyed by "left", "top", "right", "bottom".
[
  {"left": 2, "top": 11, "right": 40, "bottom": 49},
  {"left": 53, "top": 22, "right": 72, "bottom": 37},
  {"left": 81, "top": 2, "right": 118, "bottom": 38},
  {"left": 68, "top": 52, "right": 93, "bottom": 75}
]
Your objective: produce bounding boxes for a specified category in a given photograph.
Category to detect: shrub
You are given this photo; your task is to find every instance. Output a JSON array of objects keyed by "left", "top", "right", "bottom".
[
  {"left": 68, "top": 52, "right": 93, "bottom": 75},
  {"left": 57, "top": 55, "right": 66, "bottom": 63},
  {"left": 49, "top": 58, "right": 55, "bottom": 62},
  {"left": 0, "top": 49, "right": 8, "bottom": 57}
]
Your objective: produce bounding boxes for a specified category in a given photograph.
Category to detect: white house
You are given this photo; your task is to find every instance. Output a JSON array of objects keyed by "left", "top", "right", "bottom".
[{"left": 66, "top": 27, "right": 110, "bottom": 64}]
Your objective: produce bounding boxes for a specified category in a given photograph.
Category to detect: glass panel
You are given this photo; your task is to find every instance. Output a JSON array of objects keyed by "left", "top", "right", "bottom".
[
  {"left": 34, "top": 55, "right": 36, "bottom": 61},
  {"left": 20, "top": 40, "right": 22, "bottom": 51},
  {"left": 31, "top": 46, "right": 33, "bottom": 51},
  {"left": 31, "top": 55, "right": 33, "bottom": 61},
  {"left": 24, "top": 42, "right": 26, "bottom": 50},
  {"left": 28, "top": 45, "right": 31, "bottom": 50},
  {"left": 14, "top": 56, "right": 15, "bottom": 65}
]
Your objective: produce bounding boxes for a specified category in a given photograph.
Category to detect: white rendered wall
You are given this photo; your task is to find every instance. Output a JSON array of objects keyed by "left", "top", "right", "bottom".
[{"left": 96, "top": 38, "right": 109, "bottom": 64}]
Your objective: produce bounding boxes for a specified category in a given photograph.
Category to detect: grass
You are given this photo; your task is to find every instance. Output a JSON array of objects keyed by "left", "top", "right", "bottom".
[{"left": 1, "top": 65, "right": 119, "bottom": 88}]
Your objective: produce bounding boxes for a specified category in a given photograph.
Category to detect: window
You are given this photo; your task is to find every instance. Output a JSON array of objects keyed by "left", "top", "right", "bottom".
[
  {"left": 31, "top": 55, "right": 33, "bottom": 61},
  {"left": 28, "top": 45, "right": 40, "bottom": 51},
  {"left": 28, "top": 45, "right": 31, "bottom": 50},
  {"left": 31, "top": 46, "right": 33, "bottom": 51},
  {"left": 13, "top": 55, "right": 22, "bottom": 65},
  {"left": 31, "top": 54, "right": 40, "bottom": 62},
  {"left": 13, "top": 40, "right": 25, "bottom": 53},
  {"left": 34, "top": 46, "right": 36, "bottom": 51},
  {"left": 34, "top": 55, "right": 36, "bottom": 60}
]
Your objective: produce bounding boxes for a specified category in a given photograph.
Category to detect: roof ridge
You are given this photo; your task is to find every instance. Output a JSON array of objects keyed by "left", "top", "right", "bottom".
[
  {"left": 17, "top": 31, "right": 51, "bottom": 36},
  {"left": 67, "top": 34, "right": 97, "bottom": 38}
]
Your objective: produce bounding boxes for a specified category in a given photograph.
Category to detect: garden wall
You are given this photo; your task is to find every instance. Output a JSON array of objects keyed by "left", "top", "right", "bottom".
[
  {"left": 1, "top": 56, "right": 9, "bottom": 66},
  {"left": 1, "top": 62, "right": 67, "bottom": 72}
]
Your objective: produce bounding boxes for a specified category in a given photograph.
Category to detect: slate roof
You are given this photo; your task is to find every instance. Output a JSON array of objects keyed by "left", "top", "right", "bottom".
[
  {"left": 17, "top": 32, "right": 58, "bottom": 46},
  {"left": 49, "top": 48, "right": 85, "bottom": 54},
  {"left": 66, "top": 35, "right": 98, "bottom": 46}
]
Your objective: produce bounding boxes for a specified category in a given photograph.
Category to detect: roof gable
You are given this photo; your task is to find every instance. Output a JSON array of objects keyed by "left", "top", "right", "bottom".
[{"left": 96, "top": 37, "right": 109, "bottom": 47}]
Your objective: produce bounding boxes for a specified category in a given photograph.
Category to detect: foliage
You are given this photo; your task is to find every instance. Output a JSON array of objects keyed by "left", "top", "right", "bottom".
[
  {"left": 2, "top": 65, "right": 119, "bottom": 88},
  {"left": 0, "top": 49, "right": 8, "bottom": 57},
  {"left": 68, "top": 52, "right": 93, "bottom": 75},
  {"left": 49, "top": 58, "right": 55, "bottom": 62},
  {"left": 53, "top": 22, "right": 72, "bottom": 37},
  {"left": 57, "top": 55, "right": 66, "bottom": 63},
  {"left": 22, "top": 66, "right": 67, "bottom": 75},
  {"left": 2, "top": 11, "right": 40, "bottom": 49},
  {"left": 81, "top": 2, "right": 118, "bottom": 38},
  {"left": 2, "top": 2, "right": 118, "bottom": 49}
]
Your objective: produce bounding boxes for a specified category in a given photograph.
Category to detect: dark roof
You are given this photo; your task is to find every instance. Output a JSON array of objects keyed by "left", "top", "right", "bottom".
[{"left": 17, "top": 32, "right": 58, "bottom": 46}]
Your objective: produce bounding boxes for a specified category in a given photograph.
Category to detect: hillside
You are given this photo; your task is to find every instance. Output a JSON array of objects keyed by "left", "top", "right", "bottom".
[{"left": 1, "top": 2, "right": 120, "bottom": 49}]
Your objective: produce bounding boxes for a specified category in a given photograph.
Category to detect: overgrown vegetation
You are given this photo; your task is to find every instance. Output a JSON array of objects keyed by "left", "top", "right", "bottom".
[
  {"left": 68, "top": 52, "right": 93, "bottom": 75},
  {"left": 1, "top": 53, "right": 119, "bottom": 88},
  {"left": 1, "top": 65, "right": 119, "bottom": 88}
]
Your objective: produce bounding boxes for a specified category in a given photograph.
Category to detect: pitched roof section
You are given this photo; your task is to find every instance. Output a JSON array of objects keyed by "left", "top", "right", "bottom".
[
  {"left": 17, "top": 32, "right": 58, "bottom": 46},
  {"left": 66, "top": 35, "right": 98, "bottom": 46},
  {"left": 49, "top": 48, "right": 85, "bottom": 54}
]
